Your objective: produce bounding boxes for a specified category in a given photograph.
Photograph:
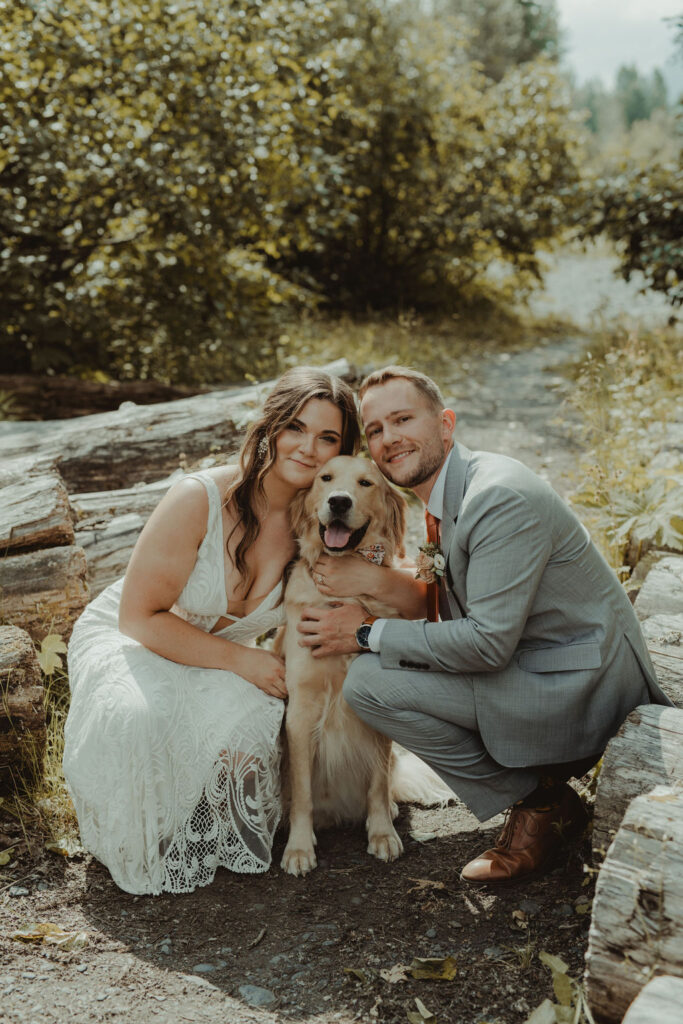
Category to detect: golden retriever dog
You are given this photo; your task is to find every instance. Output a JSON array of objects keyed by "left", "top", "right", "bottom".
[{"left": 280, "top": 455, "right": 451, "bottom": 876}]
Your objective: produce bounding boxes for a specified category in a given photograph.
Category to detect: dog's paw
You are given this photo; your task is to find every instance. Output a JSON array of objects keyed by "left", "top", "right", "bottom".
[
  {"left": 281, "top": 845, "right": 318, "bottom": 876},
  {"left": 367, "top": 828, "right": 403, "bottom": 862}
]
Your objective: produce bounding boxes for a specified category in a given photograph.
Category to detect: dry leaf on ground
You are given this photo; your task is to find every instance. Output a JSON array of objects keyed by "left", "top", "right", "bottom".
[
  {"left": 11, "top": 922, "right": 89, "bottom": 950},
  {"left": 409, "top": 956, "right": 457, "bottom": 981},
  {"left": 406, "top": 878, "right": 446, "bottom": 894}
]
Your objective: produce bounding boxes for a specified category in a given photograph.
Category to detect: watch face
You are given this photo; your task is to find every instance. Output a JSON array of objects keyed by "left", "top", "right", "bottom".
[{"left": 356, "top": 624, "right": 371, "bottom": 649}]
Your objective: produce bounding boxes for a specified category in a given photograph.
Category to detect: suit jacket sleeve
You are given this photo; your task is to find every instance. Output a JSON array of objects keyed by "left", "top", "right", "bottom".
[{"left": 379, "top": 485, "right": 552, "bottom": 673}]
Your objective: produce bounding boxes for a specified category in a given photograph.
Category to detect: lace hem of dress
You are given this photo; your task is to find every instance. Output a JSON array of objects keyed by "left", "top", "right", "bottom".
[{"left": 159, "top": 746, "right": 282, "bottom": 893}]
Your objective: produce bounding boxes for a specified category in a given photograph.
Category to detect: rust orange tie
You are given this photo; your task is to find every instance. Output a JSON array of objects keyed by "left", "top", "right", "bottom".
[{"left": 425, "top": 511, "right": 441, "bottom": 623}]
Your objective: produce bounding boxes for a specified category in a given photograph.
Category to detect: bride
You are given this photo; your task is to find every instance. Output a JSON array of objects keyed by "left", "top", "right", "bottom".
[{"left": 63, "top": 367, "right": 361, "bottom": 895}]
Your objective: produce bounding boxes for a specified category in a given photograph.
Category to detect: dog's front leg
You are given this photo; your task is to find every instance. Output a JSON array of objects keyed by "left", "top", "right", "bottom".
[
  {"left": 281, "top": 691, "right": 321, "bottom": 876},
  {"left": 366, "top": 735, "right": 403, "bottom": 862}
]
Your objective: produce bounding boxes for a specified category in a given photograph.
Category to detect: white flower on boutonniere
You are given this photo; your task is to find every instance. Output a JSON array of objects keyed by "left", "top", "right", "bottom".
[{"left": 415, "top": 542, "right": 446, "bottom": 584}]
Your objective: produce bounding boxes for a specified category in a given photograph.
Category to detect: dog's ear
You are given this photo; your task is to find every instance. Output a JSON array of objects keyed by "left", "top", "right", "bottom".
[{"left": 383, "top": 483, "right": 407, "bottom": 559}]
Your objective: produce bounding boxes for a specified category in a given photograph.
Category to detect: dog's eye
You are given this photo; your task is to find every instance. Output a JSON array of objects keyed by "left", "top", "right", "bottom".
[
  {"left": 320, "top": 473, "right": 332, "bottom": 482},
  {"left": 358, "top": 478, "right": 373, "bottom": 487}
]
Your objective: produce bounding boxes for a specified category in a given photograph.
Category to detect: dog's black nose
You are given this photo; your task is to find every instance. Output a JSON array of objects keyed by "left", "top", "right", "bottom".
[{"left": 327, "top": 492, "right": 352, "bottom": 515}]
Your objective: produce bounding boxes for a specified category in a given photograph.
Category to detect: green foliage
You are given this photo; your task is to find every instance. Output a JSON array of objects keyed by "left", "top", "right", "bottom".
[
  {"left": 0, "top": 0, "right": 584, "bottom": 381},
  {"left": 522, "top": 950, "right": 595, "bottom": 1024},
  {"left": 581, "top": 163, "right": 682, "bottom": 305},
  {"left": 435, "top": 0, "right": 561, "bottom": 82},
  {"left": 574, "top": 65, "right": 669, "bottom": 137},
  {"left": 566, "top": 325, "right": 683, "bottom": 571}
]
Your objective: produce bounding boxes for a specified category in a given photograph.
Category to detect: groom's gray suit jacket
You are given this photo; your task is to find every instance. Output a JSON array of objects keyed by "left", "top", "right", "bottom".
[{"left": 378, "top": 442, "right": 671, "bottom": 768}]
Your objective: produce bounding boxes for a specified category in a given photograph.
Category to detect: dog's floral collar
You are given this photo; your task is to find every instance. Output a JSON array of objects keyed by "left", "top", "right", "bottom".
[
  {"left": 415, "top": 542, "right": 446, "bottom": 584},
  {"left": 358, "top": 544, "right": 385, "bottom": 566}
]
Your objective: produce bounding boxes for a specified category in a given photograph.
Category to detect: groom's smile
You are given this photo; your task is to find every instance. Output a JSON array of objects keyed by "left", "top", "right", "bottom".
[{"left": 360, "top": 379, "right": 455, "bottom": 499}]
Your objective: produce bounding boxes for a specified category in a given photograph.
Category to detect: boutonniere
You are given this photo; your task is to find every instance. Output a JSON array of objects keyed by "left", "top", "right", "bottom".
[{"left": 415, "top": 542, "right": 446, "bottom": 584}]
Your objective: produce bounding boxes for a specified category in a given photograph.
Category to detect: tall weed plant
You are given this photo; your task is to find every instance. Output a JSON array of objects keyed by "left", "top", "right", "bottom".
[{"left": 566, "top": 324, "right": 683, "bottom": 573}]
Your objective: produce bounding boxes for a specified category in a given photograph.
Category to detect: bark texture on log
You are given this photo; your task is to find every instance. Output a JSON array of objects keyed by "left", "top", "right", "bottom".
[
  {"left": 71, "top": 467, "right": 235, "bottom": 597},
  {"left": 634, "top": 555, "right": 683, "bottom": 621},
  {"left": 585, "top": 786, "right": 683, "bottom": 1024},
  {"left": 1, "top": 358, "right": 353, "bottom": 492},
  {"left": 0, "top": 545, "right": 89, "bottom": 643},
  {"left": 641, "top": 613, "right": 683, "bottom": 707},
  {"left": 0, "top": 625, "right": 45, "bottom": 789},
  {"left": 72, "top": 474, "right": 178, "bottom": 598},
  {"left": 0, "top": 471, "right": 74, "bottom": 554},
  {"left": 621, "top": 976, "right": 683, "bottom": 1024},
  {"left": 0, "top": 372, "right": 212, "bottom": 420},
  {"left": 593, "top": 705, "right": 683, "bottom": 860}
]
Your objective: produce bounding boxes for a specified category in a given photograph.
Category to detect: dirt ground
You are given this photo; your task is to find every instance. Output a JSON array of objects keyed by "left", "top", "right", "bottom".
[
  {"left": 0, "top": 791, "right": 595, "bottom": 1024},
  {"left": 2, "top": 302, "right": 617, "bottom": 1024}
]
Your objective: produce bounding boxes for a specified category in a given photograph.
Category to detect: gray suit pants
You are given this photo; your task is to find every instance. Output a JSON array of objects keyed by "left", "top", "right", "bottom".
[{"left": 343, "top": 655, "right": 542, "bottom": 822}]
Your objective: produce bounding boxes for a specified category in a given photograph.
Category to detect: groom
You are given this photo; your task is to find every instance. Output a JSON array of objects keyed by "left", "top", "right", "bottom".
[{"left": 297, "top": 365, "right": 671, "bottom": 887}]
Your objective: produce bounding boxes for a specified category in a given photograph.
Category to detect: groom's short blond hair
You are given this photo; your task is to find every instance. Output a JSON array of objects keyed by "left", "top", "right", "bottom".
[{"left": 358, "top": 366, "right": 445, "bottom": 413}]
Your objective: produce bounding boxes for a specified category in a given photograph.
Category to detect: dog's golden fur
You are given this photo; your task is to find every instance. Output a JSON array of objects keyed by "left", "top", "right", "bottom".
[{"left": 280, "top": 455, "right": 448, "bottom": 876}]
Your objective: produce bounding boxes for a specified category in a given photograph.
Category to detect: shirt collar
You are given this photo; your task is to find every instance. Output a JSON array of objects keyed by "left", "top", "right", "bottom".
[{"left": 426, "top": 448, "right": 453, "bottom": 520}]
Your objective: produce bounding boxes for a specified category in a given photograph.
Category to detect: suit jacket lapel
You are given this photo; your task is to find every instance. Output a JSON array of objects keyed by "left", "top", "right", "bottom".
[
  {"left": 439, "top": 441, "right": 471, "bottom": 555},
  {"left": 438, "top": 443, "right": 471, "bottom": 620}
]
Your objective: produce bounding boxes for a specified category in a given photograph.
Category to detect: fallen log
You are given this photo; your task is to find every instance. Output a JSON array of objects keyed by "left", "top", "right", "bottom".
[
  {"left": 621, "top": 976, "right": 683, "bottom": 1024},
  {"left": 584, "top": 785, "right": 683, "bottom": 1024},
  {"left": 634, "top": 554, "right": 683, "bottom": 621},
  {"left": 71, "top": 471, "right": 183, "bottom": 598},
  {"left": 0, "top": 471, "right": 74, "bottom": 554},
  {"left": 0, "top": 358, "right": 354, "bottom": 492},
  {"left": 0, "top": 372, "right": 212, "bottom": 420},
  {"left": 592, "top": 705, "right": 683, "bottom": 860},
  {"left": 0, "top": 545, "right": 89, "bottom": 643},
  {"left": 71, "top": 466, "right": 240, "bottom": 597},
  {"left": 0, "top": 626, "right": 45, "bottom": 790},
  {"left": 640, "top": 613, "right": 683, "bottom": 707}
]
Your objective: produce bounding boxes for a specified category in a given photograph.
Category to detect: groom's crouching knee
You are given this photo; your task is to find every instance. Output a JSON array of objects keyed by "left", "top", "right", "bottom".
[{"left": 342, "top": 654, "right": 383, "bottom": 719}]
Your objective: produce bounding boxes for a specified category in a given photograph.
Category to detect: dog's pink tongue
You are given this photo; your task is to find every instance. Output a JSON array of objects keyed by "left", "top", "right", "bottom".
[{"left": 324, "top": 523, "right": 352, "bottom": 549}]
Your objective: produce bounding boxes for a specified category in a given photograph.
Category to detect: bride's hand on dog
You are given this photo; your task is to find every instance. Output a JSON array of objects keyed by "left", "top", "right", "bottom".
[
  {"left": 297, "top": 604, "right": 366, "bottom": 658},
  {"left": 238, "top": 648, "right": 288, "bottom": 699},
  {"left": 312, "top": 554, "right": 380, "bottom": 598}
]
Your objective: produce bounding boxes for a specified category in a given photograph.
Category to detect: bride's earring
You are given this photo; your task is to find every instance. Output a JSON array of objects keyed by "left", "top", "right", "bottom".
[{"left": 257, "top": 436, "right": 269, "bottom": 460}]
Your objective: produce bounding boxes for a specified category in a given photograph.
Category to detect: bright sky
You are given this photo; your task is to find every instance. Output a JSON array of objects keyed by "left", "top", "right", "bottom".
[{"left": 555, "top": 0, "right": 682, "bottom": 88}]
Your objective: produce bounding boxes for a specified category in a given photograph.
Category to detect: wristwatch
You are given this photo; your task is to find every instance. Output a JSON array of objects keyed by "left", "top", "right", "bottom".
[{"left": 355, "top": 615, "right": 378, "bottom": 651}]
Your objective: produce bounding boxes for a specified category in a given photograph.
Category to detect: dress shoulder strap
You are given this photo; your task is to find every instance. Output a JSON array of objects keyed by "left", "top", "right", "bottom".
[{"left": 184, "top": 471, "right": 223, "bottom": 531}]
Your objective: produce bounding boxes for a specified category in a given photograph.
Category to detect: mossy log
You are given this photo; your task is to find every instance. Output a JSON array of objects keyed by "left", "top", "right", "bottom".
[
  {"left": 0, "top": 625, "right": 45, "bottom": 790},
  {"left": 0, "top": 545, "right": 89, "bottom": 643},
  {"left": 585, "top": 786, "right": 683, "bottom": 1024},
  {"left": 593, "top": 705, "right": 683, "bottom": 860}
]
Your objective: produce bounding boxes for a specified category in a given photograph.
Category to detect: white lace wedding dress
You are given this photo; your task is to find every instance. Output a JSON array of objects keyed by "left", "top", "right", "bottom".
[{"left": 64, "top": 471, "right": 286, "bottom": 895}]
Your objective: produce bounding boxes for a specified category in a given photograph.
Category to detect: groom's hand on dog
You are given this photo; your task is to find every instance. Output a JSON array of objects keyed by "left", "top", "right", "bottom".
[{"left": 297, "top": 604, "right": 367, "bottom": 658}]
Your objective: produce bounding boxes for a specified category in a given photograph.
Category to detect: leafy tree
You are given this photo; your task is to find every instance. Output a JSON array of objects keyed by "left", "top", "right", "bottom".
[
  {"left": 584, "top": 164, "right": 682, "bottom": 306},
  {"left": 434, "top": 0, "right": 561, "bottom": 81},
  {"left": 0, "top": 0, "right": 585, "bottom": 380}
]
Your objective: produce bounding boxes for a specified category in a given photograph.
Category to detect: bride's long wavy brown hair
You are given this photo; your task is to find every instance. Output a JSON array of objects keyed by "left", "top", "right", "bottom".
[{"left": 224, "top": 367, "right": 361, "bottom": 590}]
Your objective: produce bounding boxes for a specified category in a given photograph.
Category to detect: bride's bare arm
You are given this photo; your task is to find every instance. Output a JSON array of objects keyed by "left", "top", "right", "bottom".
[
  {"left": 312, "top": 552, "right": 427, "bottom": 619},
  {"left": 118, "top": 479, "right": 286, "bottom": 698}
]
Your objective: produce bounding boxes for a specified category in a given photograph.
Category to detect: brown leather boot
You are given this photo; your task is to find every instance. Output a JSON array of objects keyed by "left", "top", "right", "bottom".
[{"left": 459, "top": 783, "right": 587, "bottom": 887}]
